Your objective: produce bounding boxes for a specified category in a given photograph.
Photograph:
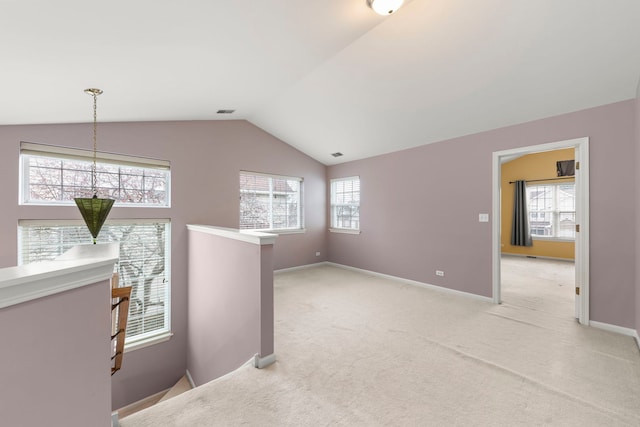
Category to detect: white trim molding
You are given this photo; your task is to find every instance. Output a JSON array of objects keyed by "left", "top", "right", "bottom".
[
  {"left": 124, "top": 332, "right": 173, "bottom": 353},
  {"left": 590, "top": 321, "right": 640, "bottom": 350},
  {"left": 590, "top": 321, "right": 638, "bottom": 338},
  {"left": 329, "top": 228, "right": 361, "bottom": 234},
  {"left": 185, "top": 370, "right": 196, "bottom": 389},
  {"left": 253, "top": 353, "right": 276, "bottom": 369},
  {"left": 186, "top": 224, "right": 277, "bottom": 246},
  {"left": 275, "top": 262, "right": 327, "bottom": 274},
  {"left": 327, "top": 262, "right": 493, "bottom": 303},
  {"left": 501, "top": 253, "right": 575, "bottom": 263},
  {"left": 492, "top": 137, "right": 590, "bottom": 325}
]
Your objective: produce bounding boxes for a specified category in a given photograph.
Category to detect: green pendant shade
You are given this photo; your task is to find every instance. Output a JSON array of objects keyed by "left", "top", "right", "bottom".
[{"left": 74, "top": 195, "right": 115, "bottom": 243}]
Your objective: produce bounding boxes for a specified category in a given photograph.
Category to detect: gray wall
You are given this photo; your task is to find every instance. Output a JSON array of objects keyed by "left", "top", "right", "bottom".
[
  {"left": 0, "top": 279, "right": 112, "bottom": 426},
  {"left": 187, "top": 228, "right": 273, "bottom": 386},
  {"left": 0, "top": 120, "right": 327, "bottom": 409},
  {"left": 328, "top": 99, "right": 637, "bottom": 329}
]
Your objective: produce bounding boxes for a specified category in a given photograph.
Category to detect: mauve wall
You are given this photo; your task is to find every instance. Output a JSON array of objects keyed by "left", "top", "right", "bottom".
[
  {"left": 0, "top": 280, "right": 112, "bottom": 427},
  {"left": 187, "top": 229, "right": 273, "bottom": 386},
  {"left": 0, "top": 120, "right": 326, "bottom": 409},
  {"left": 328, "top": 100, "right": 636, "bottom": 329}
]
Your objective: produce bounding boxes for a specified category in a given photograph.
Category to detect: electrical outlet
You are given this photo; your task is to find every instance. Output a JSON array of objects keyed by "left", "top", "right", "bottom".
[
  {"left": 436, "top": 270, "right": 444, "bottom": 277},
  {"left": 315, "top": 252, "right": 321, "bottom": 257}
]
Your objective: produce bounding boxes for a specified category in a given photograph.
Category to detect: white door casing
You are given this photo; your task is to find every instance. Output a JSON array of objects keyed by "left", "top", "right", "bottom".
[{"left": 492, "top": 137, "right": 590, "bottom": 324}]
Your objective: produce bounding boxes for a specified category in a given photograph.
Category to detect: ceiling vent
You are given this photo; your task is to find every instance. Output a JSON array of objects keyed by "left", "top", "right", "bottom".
[
  {"left": 331, "top": 152, "right": 343, "bottom": 158},
  {"left": 216, "top": 109, "right": 235, "bottom": 114}
]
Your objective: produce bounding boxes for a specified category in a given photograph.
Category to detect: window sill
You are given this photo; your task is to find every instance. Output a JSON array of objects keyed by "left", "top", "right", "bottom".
[
  {"left": 531, "top": 237, "right": 575, "bottom": 243},
  {"left": 329, "top": 228, "right": 361, "bottom": 235},
  {"left": 20, "top": 201, "right": 171, "bottom": 208},
  {"left": 124, "top": 331, "right": 173, "bottom": 353}
]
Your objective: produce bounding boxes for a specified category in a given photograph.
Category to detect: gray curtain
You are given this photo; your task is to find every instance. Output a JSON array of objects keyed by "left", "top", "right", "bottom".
[{"left": 511, "top": 180, "right": 532, "bottom": 247}]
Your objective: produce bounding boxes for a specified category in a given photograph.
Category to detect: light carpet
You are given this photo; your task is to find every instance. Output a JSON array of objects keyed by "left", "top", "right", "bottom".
[{"left": 120, "top": 260, "right": 640, "bottom": 426}]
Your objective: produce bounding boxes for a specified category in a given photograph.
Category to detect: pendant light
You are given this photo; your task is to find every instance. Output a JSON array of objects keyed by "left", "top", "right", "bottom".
[
  {"left": 74, "top": 88, "right": 114, "bottom": 244},
  {"left": 367, "top": 0, "right": 404, "bottom": 15}
]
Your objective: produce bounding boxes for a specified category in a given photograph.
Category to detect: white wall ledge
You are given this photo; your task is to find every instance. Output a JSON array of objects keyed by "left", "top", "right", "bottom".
[
  {"left": 0, "top": 243, "right": 119, "bottom": 309},
  {"left": 187, "top": 224, "right": 277, "bottom": 245}
]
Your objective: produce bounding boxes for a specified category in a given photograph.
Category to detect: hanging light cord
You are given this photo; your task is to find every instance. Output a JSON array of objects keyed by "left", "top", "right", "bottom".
[
  {"left": 84, "top": 88, "right": 103, "bottom": 197},
  {"left": 91, "top": 91, "right": 98, "bottom": 196}
]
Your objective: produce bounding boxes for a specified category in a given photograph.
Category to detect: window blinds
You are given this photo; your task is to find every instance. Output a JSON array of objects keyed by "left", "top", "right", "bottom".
[{"left": 18, "top": 219, "right": 171, "bottom": 345}]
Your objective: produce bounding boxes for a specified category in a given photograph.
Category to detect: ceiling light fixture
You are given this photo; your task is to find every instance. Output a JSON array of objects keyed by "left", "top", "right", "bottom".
[
  {"left": 74, "top": 88, "right": 114, "bottom": 244},
  {"left": 367, "top": 0, "right": 404, "bottom": 15}
]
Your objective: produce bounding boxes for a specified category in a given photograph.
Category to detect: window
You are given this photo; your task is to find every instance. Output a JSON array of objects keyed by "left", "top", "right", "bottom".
[
  {"left": 239, "top": 171, "right": 304, "bottom": 231},
  {"left": 527, "top": 183, "right": 575, "bottom": 239},
  {"left": 330, "top": 177, "right": 360, "bottom": 232},
  {"left": 20, "top": 142, "right": 170, "bottom": 206},
  {"left": 18, "top": 219, "right": 171, "bottom": 348}
]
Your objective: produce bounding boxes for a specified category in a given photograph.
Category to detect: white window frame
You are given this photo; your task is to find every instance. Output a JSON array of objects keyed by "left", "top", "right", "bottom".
[
  {"left": 18, "top": 219, "right": 172, "bottom": 351},
  {"left": 527, "top": 182, "right": 576, "bottom": 241},
  {"left": 239, "top": 171, "right": 304, "bottom": 233},
  {"left": 330, "top": 176, "right": 361, "bottom": 234},
  {"left": 19, "top": 142, "right": 171, "bottom": 207}
]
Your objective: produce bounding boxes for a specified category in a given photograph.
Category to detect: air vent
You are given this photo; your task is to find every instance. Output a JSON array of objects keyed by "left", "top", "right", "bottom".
[
  {"left": 331, "top": 152, "right": 343, "bottom": 158},
  {"left": 216, "top": 109, "right": 235, "bottom": 114}
]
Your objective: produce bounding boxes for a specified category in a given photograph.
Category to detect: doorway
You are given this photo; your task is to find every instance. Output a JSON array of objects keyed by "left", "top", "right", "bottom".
[{"left": 492, "top": 137, "right": 590, "bottom": 324}]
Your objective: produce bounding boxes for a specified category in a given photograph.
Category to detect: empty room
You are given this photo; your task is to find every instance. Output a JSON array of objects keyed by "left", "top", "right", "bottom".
[{"left": 1, "top": 1, "right": 640, "bottom": 426}]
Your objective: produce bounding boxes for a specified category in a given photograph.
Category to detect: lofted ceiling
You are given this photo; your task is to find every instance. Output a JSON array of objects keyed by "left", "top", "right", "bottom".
[{"left": 1, "top": 1, "right": 639, "bottom": 165}]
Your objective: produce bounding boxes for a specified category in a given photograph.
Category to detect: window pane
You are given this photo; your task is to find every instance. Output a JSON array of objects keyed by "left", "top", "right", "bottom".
[
  {"left": 331, "top": 177, "right": 360, "bottom": 230},
  {"left": 22, "top": 154, "right": 170, "bottom": 206},
  {"left": 526, "top": 183, "right": 575, "bottom": 239},
  {"left": 558, "top": 212, "right": 576, "bottom": 238},
  {"left": 240, "top": 172, "right": 303, "bottom": 231}
]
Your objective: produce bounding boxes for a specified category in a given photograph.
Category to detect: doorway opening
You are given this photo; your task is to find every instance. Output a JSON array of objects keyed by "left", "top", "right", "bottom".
[{"left": 492, "top": 137, "right": 590, "bottom": 324}]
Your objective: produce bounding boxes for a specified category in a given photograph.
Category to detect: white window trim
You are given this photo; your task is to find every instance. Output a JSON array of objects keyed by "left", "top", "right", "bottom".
[
  {"left": 330, "top": 176, "right": 360, "bottom": 232},
  {"left": 527, "top": 182, "right": 575, "bottom": 241},
  {"left": 531, "top": 236, "right": 574, "bottom": 242},
  {"left": 240, "top": 171, "right": 304, "bottom": 232},
  {"left": 329, "top": 228, "right": 361, "bottom": 235},
  {"left": 18, "top": 218, "right": 172, "bottom": 351},
  {"left": 21, "top": 141, "right": 170, "bottom": 169},
  {"left": 20, "top": 141, "right": 171, "bottom": 207},
  {"left": 124, "top": 332, "right": 173, "bottom": 353}
]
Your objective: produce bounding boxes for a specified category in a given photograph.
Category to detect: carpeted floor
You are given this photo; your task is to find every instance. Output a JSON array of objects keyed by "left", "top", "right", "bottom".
[{"left": 120, "top": 258, "right": 640, "bottom": 426}]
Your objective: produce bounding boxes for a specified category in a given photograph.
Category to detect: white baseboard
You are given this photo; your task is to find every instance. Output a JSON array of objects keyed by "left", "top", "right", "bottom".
[
  {"left": 590, "top": 320, "right": 639, "bottom": 342},
  {"left": 253, "top": 353, "right": 276, "bottom": 369},
  {"left": 326, "top": 262, "right": 493, "bottom": 303},
  {"left": 274, "top": 262, "right": 327, "bottom": 274},
  {"left": 501, "top": 253, "right": 575, "bottom": 262},
  {"left": 115, "top": 388, "right": 169, "bottom": 420},
  {"left": 185, "top": 369, "right": 196, "bottom": 389},
  {"left": 111, "top": 412, "right": 119, "bottom": 427}
]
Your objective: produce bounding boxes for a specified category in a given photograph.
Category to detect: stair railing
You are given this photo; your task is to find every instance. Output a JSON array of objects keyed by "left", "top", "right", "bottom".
[{"left": 111, "top": 273, "right": 132, "bottom": 375}]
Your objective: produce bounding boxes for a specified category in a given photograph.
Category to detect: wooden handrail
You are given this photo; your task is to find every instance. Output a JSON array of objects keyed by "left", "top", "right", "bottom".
[{"left": 111, "top": 273, "right": 132, "bottom": 375}]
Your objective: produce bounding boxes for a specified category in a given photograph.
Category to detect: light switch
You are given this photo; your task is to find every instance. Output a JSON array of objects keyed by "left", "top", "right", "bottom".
[{"left": 479, "top": 213, "right": 489, "bottom": 222}]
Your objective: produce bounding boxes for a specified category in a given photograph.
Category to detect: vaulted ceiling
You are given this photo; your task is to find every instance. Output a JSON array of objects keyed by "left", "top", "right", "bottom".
[{"left": 2, "top": 1, "right": 639, "bottom": 165}]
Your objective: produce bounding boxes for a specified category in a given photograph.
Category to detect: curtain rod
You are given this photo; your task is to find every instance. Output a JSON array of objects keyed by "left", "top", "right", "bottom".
[{"left": 508, "top": 176, "right": 574, "bottom": 184}]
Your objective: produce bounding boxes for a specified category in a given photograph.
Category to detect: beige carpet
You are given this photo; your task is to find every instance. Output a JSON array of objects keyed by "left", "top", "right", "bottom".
[{"left": 120, "top": 259, "right": 640, "bottom": 426}]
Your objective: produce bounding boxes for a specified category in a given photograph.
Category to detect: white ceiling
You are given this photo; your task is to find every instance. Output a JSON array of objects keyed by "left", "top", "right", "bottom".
[{"left": 2, "top": 0, "right": 639, "bottom": 165}]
